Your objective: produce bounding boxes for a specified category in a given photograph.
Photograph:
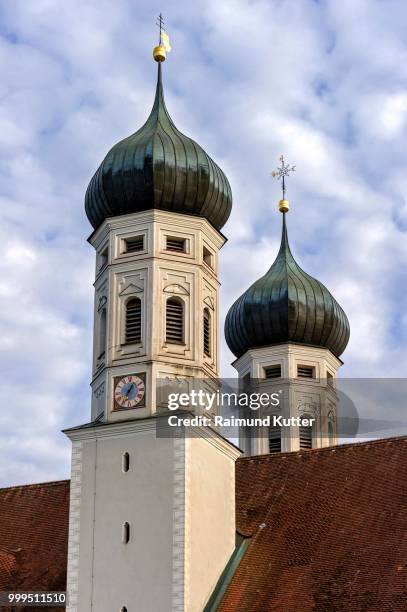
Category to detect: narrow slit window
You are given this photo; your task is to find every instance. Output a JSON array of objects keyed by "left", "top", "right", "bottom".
[
  {"left": 125, "top": 236, "right": 144, "bottom": 253},
  {"left": 122, "top": 522, "right": 130, "bottom": 544},
  {"left": 264, "top": 365, "right": 281, "bottom": 379},
  {"left": 125, "top": 298, "right": 141, "bottom": 344},
  {"left": 98, "top": 308, "right": 107, "bottom": 358},
  {"left": 268, "top": 425, "right": 281, "bottom": 454},
  {"left": 166, "top": 298, "right": 184, "bottom": 344},
  {"left": 203, "top": 308, "right": 211, "bottom": 357},
  {"left": 166, "top": 237, "right": 186, "bottom": 253},
  {"left": 328, "top": 420, "right": 334, "bottom": 443},
  {"left": 299, "top": 416, "right": 313, "bottom": 449},
  {"left": 297, "top": 365, "right": 315, "bottom": 379},
  {"left": 327, "top": 371, "right": 334, "bottom": 386},
  {"left": 122, "top": 452, "right": 130, "bottom": 473}
]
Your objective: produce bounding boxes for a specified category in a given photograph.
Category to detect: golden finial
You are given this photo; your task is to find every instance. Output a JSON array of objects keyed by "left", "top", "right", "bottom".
[
  {"left": 271, "top": 155, "right": 296, "bottom": 213},
  {"left": 153, "top": 14, "right": 171, "bottom": 62}
]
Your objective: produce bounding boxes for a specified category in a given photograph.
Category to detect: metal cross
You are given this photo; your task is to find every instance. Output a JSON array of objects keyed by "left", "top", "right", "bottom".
[
  {"left": 156, "top": 13, "right": 164, "bottom": 44},
  {"left": 271, "top": 155, "right": 296, "bottom": 200}
]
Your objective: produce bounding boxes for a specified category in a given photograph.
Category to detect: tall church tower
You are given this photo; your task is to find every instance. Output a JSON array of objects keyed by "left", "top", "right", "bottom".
[
  {"left": 225, "top": 165, "right": 350, "bottom": 455},
  {"left": 64, "top": 40, "right": 240, "bottom": 612}
]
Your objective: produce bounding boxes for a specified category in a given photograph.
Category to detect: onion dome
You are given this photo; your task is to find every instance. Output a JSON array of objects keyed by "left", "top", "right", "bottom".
[
  {"left": 85, "top": 63, "right": 232, "bottom": 230},
  {"left": 225, "top": 214, "right": 350, "bottom": 359}
]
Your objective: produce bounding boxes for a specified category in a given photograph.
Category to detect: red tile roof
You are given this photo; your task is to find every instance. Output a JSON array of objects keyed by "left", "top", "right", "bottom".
[
  {"left": 1, "top": 439, "right": 406, "bottom": 612},
  {"left": 220, "top": 437, "right": 407, "bottom": 612},
  {"left": 0, "top": 479, "right": 69, "bottom": 609}
]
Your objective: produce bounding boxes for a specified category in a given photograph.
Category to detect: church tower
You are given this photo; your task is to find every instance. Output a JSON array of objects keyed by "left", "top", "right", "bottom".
[
  {"left": 225, "top": 160, "right": 350, "bottom": 455},
  {"left": 64, "top": 37, "right": 240, "bottom": 612}
]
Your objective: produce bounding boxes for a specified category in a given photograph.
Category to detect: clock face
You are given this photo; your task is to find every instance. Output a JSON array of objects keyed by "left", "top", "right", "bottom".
[{"left": 114, "top": 374, "right": 145, "bottom": 409}]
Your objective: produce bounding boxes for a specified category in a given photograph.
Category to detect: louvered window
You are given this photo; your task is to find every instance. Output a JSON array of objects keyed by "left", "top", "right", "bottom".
[
  {"left": 166, "top": 237, "right": 186, "bottom": 252},
  {"left": 264, "top": 365, "right": 281, "bottom": 379},
  {"left": 268, "top": 425, "right": 281, "bottom": 454},
  {"left": 203, "top": 308, "right": 211, "bottom": 357},
  {"left": 125, "top": 298, "right": 141, "bottom": 344},
  {"left": 166, "top": 298, "right": 184, "bottom": 344},
  {"left": 98, "top": 308, "right": 106, "bottom": 358},
  {"left": 297, "top": 365, "right": 315, "bottom": 379},
  {"left": 299, "top": 416, "right": 313, "bottom": 449},
  {"left": 125, "top": 235, "right": 144, "bottom": 253}
]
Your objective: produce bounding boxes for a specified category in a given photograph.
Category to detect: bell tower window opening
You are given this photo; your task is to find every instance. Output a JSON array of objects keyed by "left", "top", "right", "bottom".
[
  {"left": 299, "top": 415, "right": 313, "bottom": 449},
  {"left": 203, "top": 246, "right": 213, "bottom": 267},
  {"left": 125, "top": 298, "right": 142, "bottom": 344},
  {"left": 264, "top": 365, "right": 281, "bottom": 379},
  {"left": 124, "top": 235, "right": 144, "bottom": 253},
  {"left": 166, "top": 236, "right": 186, "bottom": 253},
  {"left": 166, "top": 297, "right": 184, "bottom": 344},
  {"left": 268, "top": 425, "right": 281, "bottom": 453},
  {"left": 203, "top": 308, "right": 211, "bottom": 357},
  {"left": 297, "top": 365, "right": 315, "bottom": 379}
]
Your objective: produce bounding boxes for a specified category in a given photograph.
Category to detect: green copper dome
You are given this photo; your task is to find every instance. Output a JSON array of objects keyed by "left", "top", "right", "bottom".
[
  {"left": 225, "top": 215, "right": 350, "bottom": 359},
  {"left": 85, "top": 64, "right": 232, "bottom": 230}
]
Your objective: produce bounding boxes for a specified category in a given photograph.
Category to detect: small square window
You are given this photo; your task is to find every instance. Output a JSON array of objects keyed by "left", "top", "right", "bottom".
[
  {"left": 125, "top": 236, "right": 144, "bottom": 253},
  {"left": 264, "top": 365, "right": 282, "bottom": 379},
  {"left": 203, "top": 246, "right": 213, "bottom": 267},
  {"left": 166, "top": 237, "right": 186, "bottom": 253},
  {"left": 297, "top": 365, "right": 315, "bottom": 379}
]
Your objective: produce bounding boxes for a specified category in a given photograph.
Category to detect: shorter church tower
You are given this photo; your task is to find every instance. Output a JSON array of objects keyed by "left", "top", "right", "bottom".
[{"left": 225, "top": 158, "right": 350, "bottom": 455}]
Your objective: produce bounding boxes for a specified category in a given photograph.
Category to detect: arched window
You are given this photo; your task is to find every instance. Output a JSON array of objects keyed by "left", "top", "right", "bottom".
[
  {"left": 166, "top": 298, "right": 184, "bottom": 344},
  {"left": 121, "top": 606, "right": 128, "bottom": 612},
  {"left": 268, "top": 424, "right": 281, "bottom": 454},
  {"left": 299, "top": 415, "right": 313, "bottom": 449},
  {"left": 125, "top": 298, "right": 141, "bottom": 344},
  {"left": 122, "top": 522, "right": 130, "bottom": 544},
  {"left": 122, "top": 452, "right": 130, "bottom": 473},
  {"left": 98, "top": 307, "right": 107, "bottom": 357},
  {"left": 203, "top": 308, "right": 211, "bottom": 357}
]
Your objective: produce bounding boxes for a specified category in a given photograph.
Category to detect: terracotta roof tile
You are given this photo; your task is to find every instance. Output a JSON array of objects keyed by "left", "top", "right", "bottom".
[
  {"left": 0, "top": 480, "right": 70, "bottom": 611},
  {"left": 219, "top": 437, "right": 407, "bottom": 612}
]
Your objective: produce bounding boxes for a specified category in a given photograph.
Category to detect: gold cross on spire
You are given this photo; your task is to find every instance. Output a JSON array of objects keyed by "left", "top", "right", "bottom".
[{"left": 271, "top": 155, "right": 296, "bottom": 213}]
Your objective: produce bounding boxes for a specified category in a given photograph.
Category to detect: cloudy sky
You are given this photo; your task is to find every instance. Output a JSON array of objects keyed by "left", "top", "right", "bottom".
[{"left": 1, "top": 0, "right": 407, "bottom": 486}]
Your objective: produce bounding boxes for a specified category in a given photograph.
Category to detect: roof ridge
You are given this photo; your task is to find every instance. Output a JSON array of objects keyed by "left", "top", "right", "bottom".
[
  {"left": 0, "top": 479, "right": 70, "bottom": 492},
  {"left": 237, "top": 435, "right": 407, "bottom": 462}
]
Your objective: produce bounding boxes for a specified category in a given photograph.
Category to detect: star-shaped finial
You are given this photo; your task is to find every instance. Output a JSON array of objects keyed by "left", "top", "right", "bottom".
[{"left": 271, "top": 155, "right": 296, "bottom": 200}]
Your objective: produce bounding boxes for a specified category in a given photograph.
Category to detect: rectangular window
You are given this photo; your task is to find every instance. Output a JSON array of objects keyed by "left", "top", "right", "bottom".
[
  {"left": 264, "top": 365, "right": 282, "bottom": 379},
  {"left": 125, "top": 236, "right": 144, "bottom": 253},
  {"left": 98, "top": 247, "right": 108, "bottom": 270},
  {"left": 299, "top": 424, "right": 313, "bottom": 449},
  {"left": 166, "top": 237, "right": 186, "bottom": 253},
  {"left": 203, "top": 246, "right": 213, "bottom": 267},
  {"left": 297, "top": 365, "right": 315, "bottom": 379}
]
